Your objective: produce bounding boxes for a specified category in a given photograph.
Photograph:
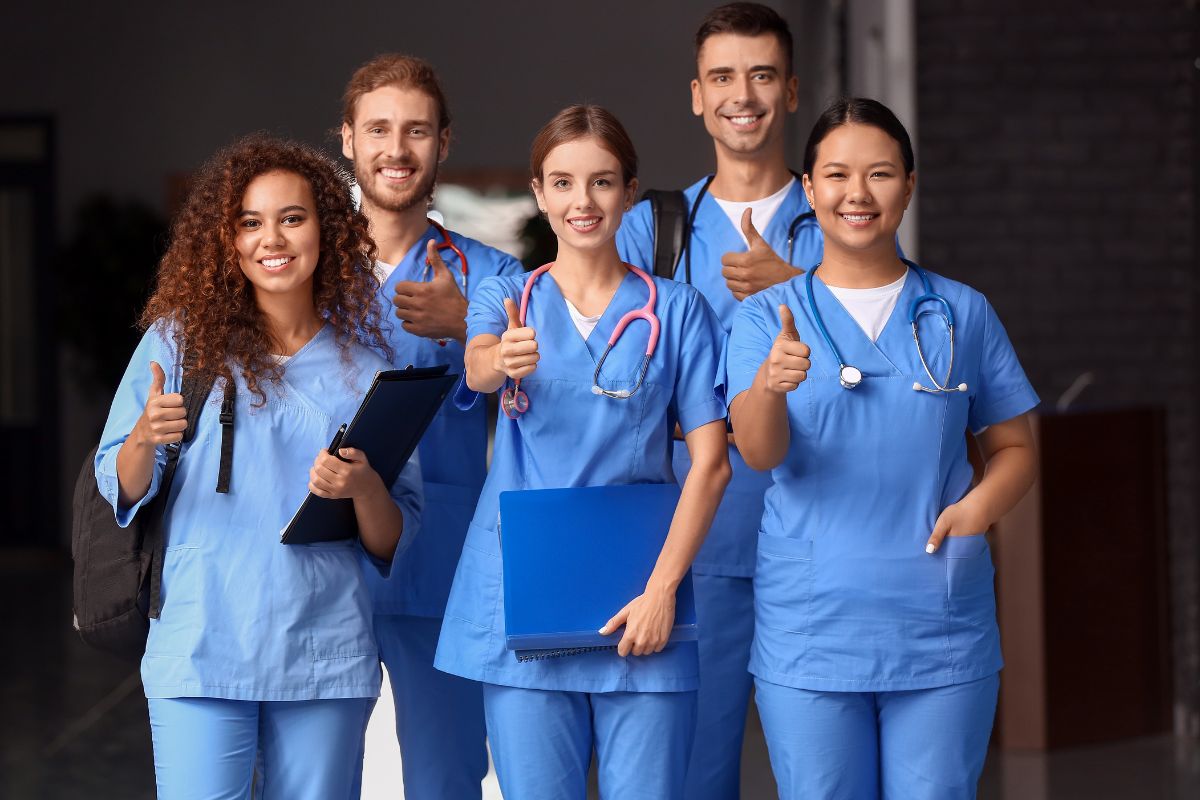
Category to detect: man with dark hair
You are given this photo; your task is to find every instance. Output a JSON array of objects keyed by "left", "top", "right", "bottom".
[
  {"left": 340, "top": 53, "right": 524, "bottom": 800},
  {"left": 616, "top": 3, "right": 824, "bottom": 796}
]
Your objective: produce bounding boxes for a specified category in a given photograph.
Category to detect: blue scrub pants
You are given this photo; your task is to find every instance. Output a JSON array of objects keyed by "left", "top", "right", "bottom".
[
  {"left": 483, "top": 683, "right": 697, "bottom": 800},
  {"left": 754, "top": 673, "right": 1000, "bottom": 800},
  {"left": 147, "top": 696, "right": 371, "bottom": 800},
  {"left": 353, "top": 614, "right": 487, "bottom": 799},
  {"left": 687, "top": 573, "right": 755, "bottom": 799}
]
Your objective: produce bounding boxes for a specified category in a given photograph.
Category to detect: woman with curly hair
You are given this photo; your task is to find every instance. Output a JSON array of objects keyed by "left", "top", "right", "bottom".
[{"left": 93, "top": 134, "right": 421, "bottom": 799}]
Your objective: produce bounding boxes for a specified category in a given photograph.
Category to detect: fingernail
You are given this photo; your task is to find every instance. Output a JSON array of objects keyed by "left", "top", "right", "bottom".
[
  {"left": 925, "top": 543, "right": 936, "bottom": 554},
  {"left": 598, "top": 626, "right": 608, "bottom": 635}
]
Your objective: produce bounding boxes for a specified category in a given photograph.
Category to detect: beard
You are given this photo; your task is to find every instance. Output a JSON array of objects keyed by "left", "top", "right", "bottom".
[{"left": 355, "top": 159, "right": 439, "bottom": 214}]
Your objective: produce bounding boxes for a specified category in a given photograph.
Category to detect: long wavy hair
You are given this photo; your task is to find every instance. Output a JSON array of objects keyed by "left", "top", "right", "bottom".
[{"left": 140, "top": 134, "right": 389, "bottom": 404}]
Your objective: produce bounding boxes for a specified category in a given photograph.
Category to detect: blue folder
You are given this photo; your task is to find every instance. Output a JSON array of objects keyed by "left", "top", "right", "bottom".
[{"left": 499, "top": 483, "right": 697, "bottom": 655}]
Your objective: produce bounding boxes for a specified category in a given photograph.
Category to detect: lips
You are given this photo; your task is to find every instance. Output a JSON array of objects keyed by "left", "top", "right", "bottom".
[
  {"left": 838, "top": 212, "right": 878, "bottom": 228},
  {"left": 721, "top": 111, "right": 765, "bottom": 131},
  {"left": 260, "top": 256, "right": 294, "bottom": 272},
  {"left": 379, "top": 166, "right": 415, "bottom": 182},
  {"left": 567, "top": 216, "right": 601, "bottom": 233}
]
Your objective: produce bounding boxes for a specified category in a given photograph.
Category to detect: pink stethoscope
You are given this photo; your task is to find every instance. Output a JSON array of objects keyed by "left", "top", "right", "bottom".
[
  {"left": 500, "top": 263, "right": 661, "bottom": 419},
  {"left": 424, "top": 220, "right": 469, "bottom": 347}
]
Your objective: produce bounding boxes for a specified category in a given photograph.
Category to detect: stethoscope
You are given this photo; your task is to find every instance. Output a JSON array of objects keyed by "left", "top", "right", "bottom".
[
  {"left": 421, "top": 220, "right": 469, "bottom": 347},
  {"left": 500, "top": 263, "right": 661, "bottom": 419},
  {"left": 682, "top": 173, "right": 816, "bottom": 283},
  {"left": 805, "top": 259, "right": 968, "bottom": 394}
]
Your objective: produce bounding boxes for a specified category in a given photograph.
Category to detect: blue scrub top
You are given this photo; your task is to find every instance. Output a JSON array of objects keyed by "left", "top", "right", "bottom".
[
  {"left": 616, "top": 177, "right": 821, "bottom": 577},
  {"left": 726, "top": 269, "right": 1039, "bottom": 693},
  {"left": 434, "top": 270, "right": 727, "bottom": 693},
  {"left": 364, "top": 224, "right": 524, "bottom": 618},
  {"left": 96, "top": 322, "right": 423, "bottom": 701}
]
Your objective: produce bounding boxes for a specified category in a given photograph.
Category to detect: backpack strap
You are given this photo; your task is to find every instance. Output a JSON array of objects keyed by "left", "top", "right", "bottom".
[
  {"left": 643, "top": 189, "right": 688, "bottom": 280},
  {"left": 147, "top": 369, "right": 220, "bottom": 618},
  {"left": 216, "top": 378, "right": 236, "bottom": 494}
]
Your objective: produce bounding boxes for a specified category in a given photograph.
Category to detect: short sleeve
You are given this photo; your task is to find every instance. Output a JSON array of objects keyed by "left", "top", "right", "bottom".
[
  {"left": 616, "top": 199, "right": 655, "bottom": 271},
  {"left": 725, "top": 294, "right": 777, "bottom": 403},
  {"left": 94, "top": 322, "right": 182, "bottom": 527},
  {"left": 968, "top": 299, "right": 1039, "bottom": 433},
  {"left": 465, "top": 275, "right": 518, "bottom": 343},
  {"left": 494, "top": 252, "right": 526, "bottom": 279},
  {"left": 670, "top": 287, "right": 727, "bottom": 434}
]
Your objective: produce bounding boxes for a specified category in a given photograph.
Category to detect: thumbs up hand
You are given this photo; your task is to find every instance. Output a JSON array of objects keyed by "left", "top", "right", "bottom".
[
  {"left": 720, "top": 208, "right": 802, "bottom": 301},
  {"left": 392, "top": 238, "right": 469, "bottom": 345},
  {"left": 764, "top": 305, "right": 811, "bottom": 393},
  {"left": 135, "top": 361, "right": 188, "bottom": 445},
  {"left": 495, "top": 297, "right": 539, "bottom": 380}
]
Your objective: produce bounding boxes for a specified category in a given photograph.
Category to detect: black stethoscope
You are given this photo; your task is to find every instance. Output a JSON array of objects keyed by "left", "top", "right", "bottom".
[{"left": 681, "top": 173, "right": 816, "bottom": 283}]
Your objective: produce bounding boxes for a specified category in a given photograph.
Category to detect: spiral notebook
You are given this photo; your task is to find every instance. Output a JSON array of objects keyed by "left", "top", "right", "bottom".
[{"left": 499, "top": 483, "right": 697, "bottom": 660}]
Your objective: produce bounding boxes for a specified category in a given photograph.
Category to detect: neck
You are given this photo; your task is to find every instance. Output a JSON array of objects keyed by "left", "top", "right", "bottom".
[
  {"left": 816, "top": 242, "right": 908, "bottom": 289},
  {"left": 710, "top": 142, "right": 793, "bottom": 202},
  {"left": 549, "top": 240, "right": 627, "bottom": 313},
  {"left": 363, "top": 198, "right": 432, "bottom": 266},
  {"left": 255, "top": 284, "right": 323, "bottom": 356}
]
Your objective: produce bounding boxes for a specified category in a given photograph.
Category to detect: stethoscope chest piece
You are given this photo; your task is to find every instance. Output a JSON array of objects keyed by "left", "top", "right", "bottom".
[{"left": 838, "top": 365, "right": 863, "bottom": 389}]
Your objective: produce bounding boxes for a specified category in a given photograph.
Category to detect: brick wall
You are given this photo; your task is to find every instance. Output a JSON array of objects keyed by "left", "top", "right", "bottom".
[{"left": 916, "top": 0, "right": 1200, "bottom": 732}]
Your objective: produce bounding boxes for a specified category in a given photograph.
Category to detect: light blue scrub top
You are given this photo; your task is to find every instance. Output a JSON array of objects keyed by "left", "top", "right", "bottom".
[
  {"left": 616, "top": 176, "right": 821, "bottom": 577},
  {"left": 726, "top": 269, "right": 1039, "bottom": 693},
  {"left": 363, "top": 224, "right": 523, "bottom": 618},
  {"left": 434, "top": 271, "right": 727, "bottom": 693},
  {"left": 95, "top": 322, "right": 423, "bottom": 701}
]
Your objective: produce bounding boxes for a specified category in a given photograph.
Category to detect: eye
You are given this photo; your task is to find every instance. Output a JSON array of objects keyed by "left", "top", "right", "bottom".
[
  {"left": 713, "top": 75, "right": 729, "bottom": 84},
  {"left": 282, "top": 214, "right": 305, "bottom": 225},
  {"left": 870, "top": 171, "right": 893, "bottom": 179},
  {"left": 751, "top": 72, "right": 772, "bottom": 82},
  {"left": 239, "top": 218, "right": 261, "bottom": 229},
  {"left": 409, "top": 128, "right": 426, "bottom": 137},
  {"left": 594, "top": 178, "right": 611, "bottom": 188},
  {"left": 368, "top": 127, "right": 385, "bottom": 136},
  {"left": 553, "top": 178, "right": 570, "bottom": 189},
  {"left": 825, "top": 171, "right": 846, "bottom": 180}
]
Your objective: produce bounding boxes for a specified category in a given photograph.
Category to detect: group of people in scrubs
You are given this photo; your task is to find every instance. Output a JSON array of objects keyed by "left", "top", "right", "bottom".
[{"left": 93, "top": 2, "right": 1038, "bottom": 799}]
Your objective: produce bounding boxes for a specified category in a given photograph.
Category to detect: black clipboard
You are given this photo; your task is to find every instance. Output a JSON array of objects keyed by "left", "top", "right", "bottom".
[{"left": 280, "top": 365, "right": 456, "bottom": 545}]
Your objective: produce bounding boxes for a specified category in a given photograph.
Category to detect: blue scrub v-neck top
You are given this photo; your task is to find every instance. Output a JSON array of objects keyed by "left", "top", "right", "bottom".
[
  {"left": 617, "top": 176, "right": 822, "bottom": 578},
  {"left": 434, "top": 269, "right": 727, "bottom": 693},
  {"left": 364, "top": 223, "right": 523, "bottom": 618},
  {"left": 96, "top": 322, "right": 423, "bottom": 701},
  {"left": 726, "top": 269, "right": 1039, "bottom": 692}
]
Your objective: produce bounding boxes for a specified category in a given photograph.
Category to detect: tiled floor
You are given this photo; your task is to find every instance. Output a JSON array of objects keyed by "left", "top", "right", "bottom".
[{"left": 5, "top": 555, "right": 1198, "bottom": 799}]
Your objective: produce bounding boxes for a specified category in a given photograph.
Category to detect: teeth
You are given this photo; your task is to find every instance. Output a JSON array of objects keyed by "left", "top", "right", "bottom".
[
  {"left": 381, "top": 167, "right": 412, "bottom": 179},
  {"left": 569, "top": 218, "right": 599, "bottom": 229},
  {"left": 262, "top": 257, "right": 292, "bottom": 268},
  {"left": 841, "top": 214, "right": 875, "bottom": 222},
  {"left": 729, "top": 115, "right": 759, "bottom": 125}
]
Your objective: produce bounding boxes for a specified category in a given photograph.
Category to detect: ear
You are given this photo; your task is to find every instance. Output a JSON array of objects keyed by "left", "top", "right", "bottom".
[
  {"left": 438, "top": 126, "right": 452, "bottom": 164},
  {"left": 904, "top": 170, "right": 917, "bottom": 209},
  {"left": 691, "top": 78, "right": 704, "bottom": 117},
  {"left": 786, "top": 74, "right": 799, "bottom": 113},
  {"left": 531, "top": 179, "right": 547, "bottom": 213},
  {"left": 801, "top": 173, "right": 815, "bottom": 209},
  {"left": 341, "top": 122, "right": 355, "bottom": 161},
  {"left": 624, "top": 177, "right": 640, "bottom": 211}
]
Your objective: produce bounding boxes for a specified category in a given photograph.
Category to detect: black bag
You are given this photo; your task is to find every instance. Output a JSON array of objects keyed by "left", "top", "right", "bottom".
[
  {"left": 642, "top": 188, "right": 688, "bottom": 280},
  {"left": 71, "top": 371, "right": 235, "bottom": 662}
]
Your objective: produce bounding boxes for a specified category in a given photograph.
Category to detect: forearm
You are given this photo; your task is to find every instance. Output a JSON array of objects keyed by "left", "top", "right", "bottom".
[
  {"left": 647, "top": 421, "right": 731, "bottom": 593},
  {"left": 114, "top": 428, "right": 157, "bottom": 509},
  {"left": 353, "top": 476, "right": 405, "bottom": 561},
  {"left": 729, "top": 365, "right": 791, "bottom": 470},
  {"left": 959, "top": 442, "right": 1037, "bottom": 527},
  {"left": 464, "top": 335, "right": 507, "bottom": 393}
]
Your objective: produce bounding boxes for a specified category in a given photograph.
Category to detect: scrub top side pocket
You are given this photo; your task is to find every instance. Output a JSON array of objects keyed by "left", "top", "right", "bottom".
[{"left": 754, "top": 533, "right": 814, "bottom": 637}]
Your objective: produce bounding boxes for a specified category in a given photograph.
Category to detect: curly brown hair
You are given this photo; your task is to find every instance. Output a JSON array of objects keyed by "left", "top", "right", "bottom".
[{"left": 141, "top": 134, "right": 390, "bottom": 404}]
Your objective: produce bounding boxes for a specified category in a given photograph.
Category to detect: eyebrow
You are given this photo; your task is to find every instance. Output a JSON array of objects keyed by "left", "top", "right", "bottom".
[
  {"left": 705, "top": 64, "right": 779, "bottom": 77},
  {"left": 820, "top": 161, "right": 898, "bottom": 169},
  {"left": 238, "top": 205, "right": 309, "bottom": 218},
  {"left": 546, "top": 170, "right": 619, "bottom": 179},
  {"left": 361, "top": 117, "right": 432, "bottom": 128}
]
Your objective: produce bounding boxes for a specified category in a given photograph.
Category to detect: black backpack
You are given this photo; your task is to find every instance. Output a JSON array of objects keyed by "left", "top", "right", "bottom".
[
  {"left": 642, "top": 189, "right": 689, "bottom": 280},
  {"left": 71, "top": 372, "right": 235, "bottom": 662}
]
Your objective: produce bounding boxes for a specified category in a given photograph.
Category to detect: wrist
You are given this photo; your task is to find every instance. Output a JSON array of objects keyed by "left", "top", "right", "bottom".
[{"left": 645, "top": 573, "right": 681, "bottom": 597}]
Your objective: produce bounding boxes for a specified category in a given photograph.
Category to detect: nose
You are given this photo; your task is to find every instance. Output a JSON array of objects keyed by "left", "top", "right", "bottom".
[
  {"left": 382, "top": 129, "right": 407, "bottom": 160},
  {"left": 262, "top": 220, "right": 286, "bottom": 249},
  {"left": 846, "top": 174, "right": 873, "bottom": 204},
  {"left": 572, "top": 183, "right": 595, "bottom": 211}
]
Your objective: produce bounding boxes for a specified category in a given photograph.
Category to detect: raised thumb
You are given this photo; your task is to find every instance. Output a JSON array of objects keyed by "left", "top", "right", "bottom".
[
  {"left": 426, "top": 239, "right": 451, "bottom": 279},
  {"left": 503, "top": 297, "right": 521, "bottom": 330},
  {"left": 149, "top": 361, "right": 166, "bottom": 396},
  {"left": 741, "top": 207, "right": 765, "bottom": 248},
  {"left": 778, "top": 304, "right": 799, "bottom": 341}
]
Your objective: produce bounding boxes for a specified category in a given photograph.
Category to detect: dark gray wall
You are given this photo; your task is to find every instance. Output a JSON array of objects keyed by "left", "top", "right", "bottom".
[{"left": 916, "top": 0, "right": 1200, "bottom": 732}]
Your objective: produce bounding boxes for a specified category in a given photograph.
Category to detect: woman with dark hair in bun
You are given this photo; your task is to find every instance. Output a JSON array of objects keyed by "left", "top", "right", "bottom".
[
  {"left": 94, "top": 135, "right": 421, "bottom": 798},
  {"left": 727, "top": 98, "right": 1038, "bottom": 799}
]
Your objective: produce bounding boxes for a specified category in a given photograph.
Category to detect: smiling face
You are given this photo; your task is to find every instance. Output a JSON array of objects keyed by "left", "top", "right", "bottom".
[
  {"left": 532, "top": 136, "right": 638, "bottom": 257},
  {"left": 691, "top": 32, "right": 798, "bottom": 160},
  {"left": 802, "top": 123, "right": 915, "bottom": 257},
  {"left": 341, "top": 84, "right": 450, "bottom": 215},
  {"left": 234, "top": 170, "right": 321, "bottom": 302}
]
